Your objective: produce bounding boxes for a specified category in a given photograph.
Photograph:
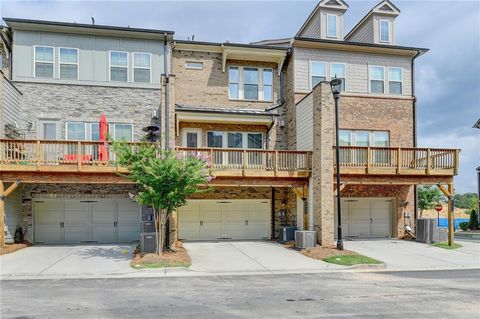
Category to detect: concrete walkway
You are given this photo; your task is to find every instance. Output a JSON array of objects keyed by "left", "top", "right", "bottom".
[
  {"left": 183, "top": 241, "right": 343, "bottom": 273},
  {"left": 345, "top": 239, "right": 480, "bottom": 270}
]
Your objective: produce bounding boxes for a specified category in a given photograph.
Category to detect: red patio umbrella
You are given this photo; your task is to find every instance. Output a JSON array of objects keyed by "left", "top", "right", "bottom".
[{"left": 99, "top": 113, "right": 109, "bottom": 161}]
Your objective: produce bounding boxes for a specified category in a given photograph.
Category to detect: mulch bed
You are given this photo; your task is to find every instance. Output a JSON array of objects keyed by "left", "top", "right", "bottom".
[
  {"left": 1, "top": 242, "right": 31, "bottom": 255},
  {"left": 131, "top": 241, "right": 191, "bottom": 269}
]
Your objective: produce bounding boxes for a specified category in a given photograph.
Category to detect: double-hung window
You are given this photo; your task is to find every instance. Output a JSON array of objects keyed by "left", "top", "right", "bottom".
[
  {"left": 59, "top": 48, "right": 78, "bottom": 80},
  {"left": 370, "top": 66, "right": 385, "bottom": 94},
  {"left": 331, "top": 63, "right": 346, "bottom": 91},
  {"left": 388, "top": 67, "right": 402, "bottom": 94},
  {"left": 228, "top": 67, "right": 273, "bottom": 101},
  {"left": 66, "top": 122, "right": 86, "bottom": 141},
  {"left": 380, "top": 20, "right": 390, "bottom": 43},
  {"left": 35, "top": 46, "right": 54, "bottom": 78},
  {"left": 113, "top": 124, "right": 133, "bottom": 141},
  {"left": 133, "top": 52, "right": 151, "bottom": 83},
  {"left": 263, "top": 69, "right": 273, "bottom": 101},
  {"left": 310, "top": 62, "right": 326, "bottom": 89},
  {"left": 243, "top": 67, "right": 259, "bottom": 100},
  {"left": 327, "top": 14, "right": 337, "bottom": 38},
  {"left": 110, "top": 51, "right": 128, "bottom": 82},
  {"left": 229, "top": 67, "right": 239, "bottom": 99}
]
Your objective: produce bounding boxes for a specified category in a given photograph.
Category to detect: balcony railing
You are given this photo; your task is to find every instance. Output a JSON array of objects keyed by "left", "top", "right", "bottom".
[
  {"left": 0, "top": 140, "right": 311, "bottom": 178},
  {"left": 0, "top": 140, "right": 459, "bottom": 178},
  {"left": 336, "top": 146, "right": 459, "bottom": 176}
]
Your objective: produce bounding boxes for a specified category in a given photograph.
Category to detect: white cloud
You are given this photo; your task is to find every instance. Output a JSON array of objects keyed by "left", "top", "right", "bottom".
[{"left": 419, "top": 129, "right": 480, "bottom": 193}]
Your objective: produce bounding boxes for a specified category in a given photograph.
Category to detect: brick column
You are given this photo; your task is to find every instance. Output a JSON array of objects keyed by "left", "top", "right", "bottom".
[{"left": 311, "top": 82, "right": 335, "bottom": 247}]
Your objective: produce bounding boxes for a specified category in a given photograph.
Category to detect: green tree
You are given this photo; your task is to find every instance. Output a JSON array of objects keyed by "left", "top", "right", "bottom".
[
  {"left": 453, "top": 193, "right": 478, "bottom": 210},
  {"left": 418, "top": 185, "right": 444, "bottom": 218},
  {"left": 113, "top": 141, "right": 211, "bottom": 254},
  {"left": 468, "top": 210, "right": 479, "bottom": 230}
]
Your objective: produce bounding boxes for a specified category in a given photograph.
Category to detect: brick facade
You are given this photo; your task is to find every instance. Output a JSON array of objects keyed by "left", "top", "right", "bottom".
[{"left": 172, "top": 50, "right": 281, "bottom": 109}]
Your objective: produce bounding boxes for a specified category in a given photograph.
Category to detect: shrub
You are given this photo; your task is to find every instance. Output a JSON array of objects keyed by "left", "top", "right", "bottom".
[
  {"left": 459, "top": 222, "right": 469, "bottom": 231},
  {"left": 468, "top": 209, "right": 479, "bottom": 230}
]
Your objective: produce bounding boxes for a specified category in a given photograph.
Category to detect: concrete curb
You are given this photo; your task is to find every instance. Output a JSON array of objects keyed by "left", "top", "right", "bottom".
[{"left": 2, "top": 265, "right": 479, "bottom": 281}]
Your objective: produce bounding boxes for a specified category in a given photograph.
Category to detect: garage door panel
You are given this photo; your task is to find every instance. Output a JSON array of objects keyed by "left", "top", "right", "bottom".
[
  {"left": 371, "top": 200, "right": 392, "bottom": 237},
  {"left": 116, "top": 199, "right": 140, "bottom": 243},
  {"left": 34, "top": 201, "right": 63, "bottom": 244},
  {"left": 246, "top": 201, "right": 269, "bottom": 238},
  {"left": 225, "top": 202, "right": 247, "bottom": 239},
  {"left": 91, "top": 200, "right": 116, "bottom": 243},
  {"left": 178, "top": 204, "right": 201, "bottom": 240},
  {"left": 64, "top": 201, "right": 91, "bottom": 243},
  {"left": 340, "top": 198, "right": 393, "bottom": 238}
]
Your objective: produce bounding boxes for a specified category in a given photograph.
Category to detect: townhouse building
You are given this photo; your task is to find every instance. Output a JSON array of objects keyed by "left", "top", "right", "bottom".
[{"left": 0, "top": 0, "right": 458, "bottom": 248}]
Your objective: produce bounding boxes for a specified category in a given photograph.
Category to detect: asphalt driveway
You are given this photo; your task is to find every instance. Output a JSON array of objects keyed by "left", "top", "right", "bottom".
[
  {"left": 183, "top": 241, "right": 342, "bottom": 273},
  {"left": 1, "top": 244, "right": 137, "bottom": 278},
  {"left": 345, "top": 239, "right": 480, "bottom": 270}
]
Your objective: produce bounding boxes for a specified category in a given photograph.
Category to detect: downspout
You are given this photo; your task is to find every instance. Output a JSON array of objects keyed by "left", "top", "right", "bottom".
[
  {"left": 412, "top": 49, "right": 421, "bottom": 222},
  {"left": 265, "top": 114, "right": 276, "bottom": 150},
  {"left": 164, "top": 33, "right": 170, "bottom": 150},
  {"left": 271, "top": 188, "right": 275, "bottom": 240}
]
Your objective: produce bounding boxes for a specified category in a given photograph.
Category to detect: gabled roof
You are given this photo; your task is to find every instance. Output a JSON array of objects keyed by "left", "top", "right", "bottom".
[
  {"left": 345, "top": 0, "right": 400, "bottom": 40},
  {"left": 473, "top": 119, "right": 480, "bottom": 129},
  {"left": 296, "top": 0, "right": 349, "bottom": 37}
]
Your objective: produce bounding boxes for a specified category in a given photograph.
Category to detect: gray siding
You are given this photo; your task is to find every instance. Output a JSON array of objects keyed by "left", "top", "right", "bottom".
[
  {"left": 14, "top": 82, "right": 160, "bottom": 141},
  {"left": 299, "top": 9, "right": 345, "bottom": 41},
  {"left": 347, "top": 17, "right": 374, "bottom": 43},
  {"left": 299, "top": 11, "right": 321, "bottom": 38},
  {"left": 4, "top": 186, "right": 22, "bottom": 244},
  {"left": 12, "top": 30, "right": 166, "bottom": 88},
  {"left": 294, "top": 47, "right": 412, "bottom": 95},
  {"left": 0, "top": 72, "right": 23, "bottom": 138},
  {"left": 295, "top": 93, "right": 313, "bottom": 151}
]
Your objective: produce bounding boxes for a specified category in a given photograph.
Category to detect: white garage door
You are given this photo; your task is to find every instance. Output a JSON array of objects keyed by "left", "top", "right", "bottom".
[
  {"left": 33, "top": 198, "right": 140, "bottom": 244},
  {"left": 335, "top": 198, "right": 393, "bottom": 238},
  {"left": 178, "top": 200, "right": 270, "bottom": 240}
]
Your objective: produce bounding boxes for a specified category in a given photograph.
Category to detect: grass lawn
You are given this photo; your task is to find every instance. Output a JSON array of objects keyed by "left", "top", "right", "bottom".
[
  {"left": 323, "top": 254, "right": 383, "bottom": 266},
  {"left": 431, "top": 242, "right": 463, "bottom": 250},
  {"left": 131, "top": 241, "right": 191, "bottom": 269}
]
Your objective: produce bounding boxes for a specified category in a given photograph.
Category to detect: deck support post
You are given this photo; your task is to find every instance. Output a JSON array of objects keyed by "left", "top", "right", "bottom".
[
  {"left": 437, "top": 183, "right": 455, "bottom": 246},
  {"left": 0, "top": 179, "right": 20, "bottom": 248}
]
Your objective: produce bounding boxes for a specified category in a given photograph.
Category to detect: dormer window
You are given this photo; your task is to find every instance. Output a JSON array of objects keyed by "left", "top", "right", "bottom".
[
  {"left": 380, "top": 19, "right": 390, "bottom": 43},
  {"left": 327, "top": 14, "right": 338, "bottom": 38}
]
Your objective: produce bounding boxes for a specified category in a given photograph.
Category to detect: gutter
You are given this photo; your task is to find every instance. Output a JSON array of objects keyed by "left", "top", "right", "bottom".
[{"left": 411, "top": 49, "right": 422, "bottom": 222}]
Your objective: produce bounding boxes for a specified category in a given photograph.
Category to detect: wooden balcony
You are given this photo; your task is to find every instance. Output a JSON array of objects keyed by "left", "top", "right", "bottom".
[
  {"left": 336, "top": 146, "right": 459, "bottom": 177},
  {"left": 0, "top": 140, "right": 311, "bottom": 184}
]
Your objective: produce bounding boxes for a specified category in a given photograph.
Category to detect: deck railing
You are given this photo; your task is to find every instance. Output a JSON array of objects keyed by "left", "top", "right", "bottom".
[
  {"left": 0, "top": 140, "right": 459, "bottom": 177},
  {"left": 335, "top": 146, "right": 459, "bottom": 175},
  {"left": 0, "top": 140, "right": 311, "bottom": 177}
]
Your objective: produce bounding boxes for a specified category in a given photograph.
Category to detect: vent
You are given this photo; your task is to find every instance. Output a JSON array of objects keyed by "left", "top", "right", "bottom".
[{"left": 379, "top": 4, "right": 394, "bottom": 11}]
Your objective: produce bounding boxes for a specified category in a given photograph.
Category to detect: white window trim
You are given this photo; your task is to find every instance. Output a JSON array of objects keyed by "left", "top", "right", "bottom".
[
  {"left": 65, "top": 121, "right": 87, "bottom": 141},
  {"left": 33, "top": 45, "right": 55, "bottom": 78},
  {"left": 309, "top": 61, "right": 327, "bottom": 90},
  {"left": 228, "top": 66, "right": 272, "bottom": 102},
  {"left": 109, "top": 50, "right": 129, "bottom": 82},
  {"left": 132, "top": 52, "right": 152, "bottom": 84},
  {"left": 339, "top": 129, "right": 390, "bottom": 147},
  {"left": 329, "top": 62, "right": 347, "bottom": 91},
  {"left": 185, "top": 61, "right": 204, "bottom": 70},
  {"left": 387, "top": 67, "right": 403, "bottom": 95},
  {"left": 379, "top": 19, "right": 391, "bottom": 43},
  {"left": 326, "top": 14, "right": 338, "bottom": 38},
  {"left": 182, "top": 129, "right": 202, "bottom": 147},
  {"left": 368, "top": 65, "right": 386, "bottom": 94},
  {"left": 58, "top": 47, "right": 79, "bottom": 80},
  {"left": 206, "top": 131, "right": 265, "bottom": 149},
  {"left": 37, "top": 120, "right": 60, "bottom": 140}
]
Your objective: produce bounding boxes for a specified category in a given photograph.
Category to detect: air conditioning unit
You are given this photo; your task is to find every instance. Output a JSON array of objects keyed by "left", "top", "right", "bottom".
[
  {"left": 140, "top": 232, "right": 157, "bottom": 253},
  {"left": 279, "top": 226, "right": 296, "bottom": 243},
  {"left": 295, "top": 230, "right": 316, "bottom": 249},
  {"left": 416, "top": 219, "right": 440, "bottom": 243}
]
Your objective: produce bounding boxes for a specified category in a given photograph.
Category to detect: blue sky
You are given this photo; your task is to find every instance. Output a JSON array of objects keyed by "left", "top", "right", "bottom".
[{"left": 1, "top": 0, "right": 479, "bottom": 193}]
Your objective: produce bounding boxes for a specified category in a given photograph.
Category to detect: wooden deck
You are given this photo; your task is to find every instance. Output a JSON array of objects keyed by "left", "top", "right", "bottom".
[{"left": 0, "top": 140, "right": 459, "bottom": 184}]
